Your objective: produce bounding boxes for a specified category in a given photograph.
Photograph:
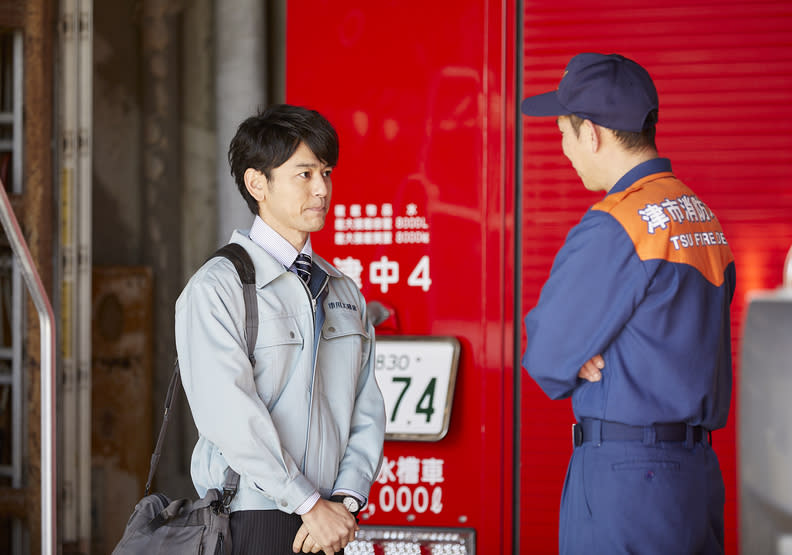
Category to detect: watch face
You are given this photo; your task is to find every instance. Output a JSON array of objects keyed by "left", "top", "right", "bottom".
[{"left": 342, "top": 497, "right": 360, "bottom": 513}]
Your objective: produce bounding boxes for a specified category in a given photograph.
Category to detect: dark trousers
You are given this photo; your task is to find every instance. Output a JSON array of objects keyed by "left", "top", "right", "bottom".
[
  {"left": 559, "top": 441, "right": 725, "bottom": 554},
  {"left": 230, "top": 510, "right": 343, "bottom": 555}
]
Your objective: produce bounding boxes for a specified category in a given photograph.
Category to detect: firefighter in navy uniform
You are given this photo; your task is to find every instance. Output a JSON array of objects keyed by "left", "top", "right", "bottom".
[{"left": 520, "top": 53, "right": 735, "bottom": 554}]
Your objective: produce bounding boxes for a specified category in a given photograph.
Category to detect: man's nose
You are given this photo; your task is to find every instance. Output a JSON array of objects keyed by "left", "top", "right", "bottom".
[{"left": 312, "top": 174, "right": 329, "bottom": 196}]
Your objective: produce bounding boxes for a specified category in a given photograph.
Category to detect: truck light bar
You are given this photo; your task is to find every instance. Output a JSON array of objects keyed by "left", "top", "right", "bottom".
[{"left": 346, "top": 526, "right": 475, "bottom": 554}]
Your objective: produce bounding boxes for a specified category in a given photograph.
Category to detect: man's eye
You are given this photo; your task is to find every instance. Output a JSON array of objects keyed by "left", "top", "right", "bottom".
[
  {"left": 323, "top": 169, "right": 333, "bottom": 177},
  {"left": 299, "top": 171, "right": 310, "bottom": 178}
]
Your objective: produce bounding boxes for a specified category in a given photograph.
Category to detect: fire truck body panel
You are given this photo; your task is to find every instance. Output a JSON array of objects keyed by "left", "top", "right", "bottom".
[{"left": 286, "top": 1, "right": 792, "bottom": 552}]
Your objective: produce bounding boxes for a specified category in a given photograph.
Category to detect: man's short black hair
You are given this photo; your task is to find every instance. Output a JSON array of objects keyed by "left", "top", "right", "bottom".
[
  {"left": 228, "top": 104, "right": 339, "bottom": 215},
  {"left": 567, "top": 111, "right": 658, "bottom": 152}
]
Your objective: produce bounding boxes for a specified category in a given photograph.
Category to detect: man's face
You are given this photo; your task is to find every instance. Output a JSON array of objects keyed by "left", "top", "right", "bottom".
[
  {"left": 257, "top": 141, "right": 333, "bottom": 248},
  {"left": 558, "top": 116, "right": 597, "bottom": 192}
]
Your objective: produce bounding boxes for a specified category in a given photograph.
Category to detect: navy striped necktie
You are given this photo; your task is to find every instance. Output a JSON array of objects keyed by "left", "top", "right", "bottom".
[{"left": 292, "top": 253, "right": 312, "bottom": 284}]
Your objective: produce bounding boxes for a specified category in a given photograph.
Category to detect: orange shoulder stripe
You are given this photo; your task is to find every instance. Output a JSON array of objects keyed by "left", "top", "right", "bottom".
[{"left": 593, "top": 173, "right": 734, "bottom": 286}]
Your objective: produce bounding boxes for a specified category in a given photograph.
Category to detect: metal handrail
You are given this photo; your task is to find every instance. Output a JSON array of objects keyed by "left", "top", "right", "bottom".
[{"left": 0, "top": 180, "right": 56, "bottom": 555}]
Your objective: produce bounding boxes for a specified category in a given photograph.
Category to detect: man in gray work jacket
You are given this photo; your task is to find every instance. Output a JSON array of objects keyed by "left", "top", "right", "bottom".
[{"left": 175, "top": 104, "right": 386, "bottom": 555}]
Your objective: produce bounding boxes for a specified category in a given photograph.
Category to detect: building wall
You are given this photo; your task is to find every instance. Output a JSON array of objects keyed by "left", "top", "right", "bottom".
[
  {"left": 92, "top": 0, "right": 142, "bottom": 267},
  {"left": 91, "top": 1, "right": 206, "bottom": 545}
]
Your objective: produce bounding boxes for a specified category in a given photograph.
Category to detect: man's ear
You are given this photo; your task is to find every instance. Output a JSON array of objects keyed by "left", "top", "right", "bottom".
[
  {"left": 583, "top": 119, "right": 601, "bottom": 153},
  {"left": 244, "top": 168, "right": 267, "bottom": 202}
]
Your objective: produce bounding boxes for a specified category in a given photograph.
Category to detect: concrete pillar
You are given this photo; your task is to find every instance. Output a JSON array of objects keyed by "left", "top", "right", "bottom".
[
  {"left": 182, "top": 0, "right": 217, "bottom": 280},
  {"left": 215, "top": 0, "right": 268, "bottom": 244}
]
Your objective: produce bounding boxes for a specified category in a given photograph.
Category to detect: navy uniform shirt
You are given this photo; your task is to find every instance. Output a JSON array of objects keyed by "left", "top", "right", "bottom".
[{"left": 522, "top": 158, "right": 736, "bottom": 430}]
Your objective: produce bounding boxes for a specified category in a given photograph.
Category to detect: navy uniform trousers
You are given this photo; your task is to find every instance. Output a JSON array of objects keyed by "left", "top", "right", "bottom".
[{"left": 559, "top": 435, "right": 725, "bottom": 554}]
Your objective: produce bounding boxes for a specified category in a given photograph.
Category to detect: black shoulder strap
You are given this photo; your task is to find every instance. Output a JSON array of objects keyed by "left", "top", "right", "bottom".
[
  {"left": 213, "top": 243, "right": 258, "bottom": 365},
  {"left": 214, "top": 243, "right": 255, "bottom": 284},
  {"left": 144, "top": 243, "right": 256, "bottom": 499}
]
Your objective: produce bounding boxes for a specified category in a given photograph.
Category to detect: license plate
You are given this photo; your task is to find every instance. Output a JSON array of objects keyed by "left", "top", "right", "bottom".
[{"left": 373, "top": 336, "right": 460, "bottom": 441}]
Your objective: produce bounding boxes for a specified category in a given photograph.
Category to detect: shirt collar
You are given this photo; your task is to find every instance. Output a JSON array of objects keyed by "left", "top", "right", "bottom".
[
  {"left": 248, "top": 215, "right": 313, "bottom": 269},
  {"left": 608, "top": 157, "right": 673, "bottom": 195}
]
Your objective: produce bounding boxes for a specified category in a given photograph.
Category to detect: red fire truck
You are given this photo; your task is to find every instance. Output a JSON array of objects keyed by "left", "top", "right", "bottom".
[{"left": 285, "top": 1, "right": 792, "bottom": 553}]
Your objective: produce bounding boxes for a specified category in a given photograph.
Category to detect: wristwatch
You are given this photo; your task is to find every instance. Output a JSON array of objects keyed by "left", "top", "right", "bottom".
[{"left": 330, "top": 494, "right": 361, "bottom": 516}]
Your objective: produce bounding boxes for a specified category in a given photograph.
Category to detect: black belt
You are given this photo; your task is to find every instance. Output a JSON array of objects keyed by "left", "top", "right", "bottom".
[{"left": 573, "top": 419, "right": 712, "bottom": 448}]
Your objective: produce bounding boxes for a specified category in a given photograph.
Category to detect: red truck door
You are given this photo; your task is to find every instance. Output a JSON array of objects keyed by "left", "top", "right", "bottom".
[{"left": 519, "top": 3, "right": 792, "bottom": 553}]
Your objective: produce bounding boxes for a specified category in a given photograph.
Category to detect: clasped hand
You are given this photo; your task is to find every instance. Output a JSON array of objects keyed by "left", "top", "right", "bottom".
[
  {"left": 578, "top": 354, "right": 604, "bottom": 382},
  {"left": 292, "top": 498, "right": 358, "bottom": 554}
]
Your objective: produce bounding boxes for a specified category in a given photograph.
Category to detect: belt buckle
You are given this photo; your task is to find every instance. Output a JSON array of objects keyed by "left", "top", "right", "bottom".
[{"left": 572, "top": 423, "right": 583, "bottom": 447}]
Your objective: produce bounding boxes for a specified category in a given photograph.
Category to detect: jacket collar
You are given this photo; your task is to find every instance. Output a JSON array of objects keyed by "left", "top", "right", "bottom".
[
  {"left": 228, "top": 230, "right": 342, "bottom": 289},
  {"left": 608, "top": 157, "right": 672, "bottom": 195}
]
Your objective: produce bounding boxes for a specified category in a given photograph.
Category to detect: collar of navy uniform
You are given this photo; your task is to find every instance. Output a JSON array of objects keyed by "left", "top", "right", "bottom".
[
  {"left": 248, "top": 215, "right": 313, "bottom": 270},
  {"left": 608, "top": 157, "right": 672, "bottom": 196}
]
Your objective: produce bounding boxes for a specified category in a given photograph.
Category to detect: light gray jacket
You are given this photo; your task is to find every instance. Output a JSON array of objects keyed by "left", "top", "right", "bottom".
[{"left": 175, "top": 231, "right": 385, "bottom": 513}]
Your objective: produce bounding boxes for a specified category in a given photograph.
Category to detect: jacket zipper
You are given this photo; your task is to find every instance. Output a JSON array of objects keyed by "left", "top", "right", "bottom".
[{"left": 301, "top": 274, "right": 328, "bottom": 473}]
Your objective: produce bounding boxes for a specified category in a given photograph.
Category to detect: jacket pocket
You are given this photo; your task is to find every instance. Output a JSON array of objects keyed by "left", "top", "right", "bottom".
[
  {"left": 322, "top": 310, "right": 369, "bottom": 340},
  {"left": 320, "top": 309, "right": 370, "bottom": 391},
  {"left": 253, "top": 316, "right": 304, "bottom": 406},
  {"left": 256, "top": 315, "right": 304, "bottom": 347}
]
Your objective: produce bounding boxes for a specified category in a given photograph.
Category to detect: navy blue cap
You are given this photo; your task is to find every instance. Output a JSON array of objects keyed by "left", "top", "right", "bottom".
[{"left": 521, "top": 53, "right": 659, "bottom": 132}]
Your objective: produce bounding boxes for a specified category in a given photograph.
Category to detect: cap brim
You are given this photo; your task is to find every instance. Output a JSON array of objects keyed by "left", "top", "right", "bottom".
[{"left": 520, "top": 91, "right": 569, "bottom": 116}]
